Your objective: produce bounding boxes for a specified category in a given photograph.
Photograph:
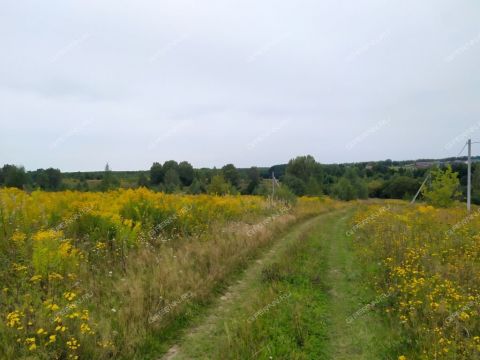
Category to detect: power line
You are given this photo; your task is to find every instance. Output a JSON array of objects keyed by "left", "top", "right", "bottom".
[
  {"left": 457, "top": 141, "right": 468, "bottom": 158},
  {"left": 457, "top": 140, "right": 480, "bottom": 157},
  {"left": 413, "top": 139, "right": 475, "bottom": 210}
]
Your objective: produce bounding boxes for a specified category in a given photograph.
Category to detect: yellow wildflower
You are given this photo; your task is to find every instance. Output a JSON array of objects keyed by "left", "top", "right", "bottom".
[
  {"left": 46, "top": 303, "right": 60, "bottom": 312},
  {"left": 64, "top": 292, "right": 77, "bottom": 301},
  {"left": 6, "top": 311, "right": 23, "bottom": 328},
  {"left": 33, "top": 229, "right": 63, "bottom": 242},
  {"left": 66, "top": 337, "right": 80, "bottom": 350},
  {"left": 48, "top": 272, "right": 64, "bottom": 281},
  {"left": 80, "top": 323, "right": 93, "bottom": 334},
  {"left": 30, "top": 275, "right": 42, "bottom": 283},
  {"left": 59, "top": 241, "right": 74, "bottom": 257},
  {"left": 26, "top": 337, "right": 36, "bottom": 351},
  {"left": 11, "top": 231, "right": 26, "bottom": 244},
  {"left": 95, "top": 241, "right": 107, "bottom": 250},
  {"left": 12, "top": 263, "right": 28, "bottom": 272}
]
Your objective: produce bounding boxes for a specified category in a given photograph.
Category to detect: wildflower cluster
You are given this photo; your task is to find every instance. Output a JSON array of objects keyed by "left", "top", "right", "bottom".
[
  {"left": 0, "top": 187, "right": 336, "bottom": 358},
  {"left": 352, "top": 203, "right": 480, "bottom": 359}
]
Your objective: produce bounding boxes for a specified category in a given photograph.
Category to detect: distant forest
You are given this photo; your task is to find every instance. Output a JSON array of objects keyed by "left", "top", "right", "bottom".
[{"left": 1, "top": 155, "right": 480, "bottom": 203}]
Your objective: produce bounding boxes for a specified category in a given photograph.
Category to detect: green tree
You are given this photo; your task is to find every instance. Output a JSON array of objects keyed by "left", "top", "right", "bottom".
[
  {"left": 268, "top": 164, "right": 287, "bottom": 178},
  {"left": 344, "top": 168, "right": 368, "bottom": 199},
  {"left": 305, "top": 176, "right": 322, "bottom": 196},
  {"left": 471, "top": 164, "right": 480, "bottom": 204},
  {"left": 163, "top": 160, "right": 179, "bottom": 174},
  {"left": 33, "top": 169, "right": 49, "bottom": 189},
  {"left": 284, "top": 155, "right": 325, "bottom": 196},
  {"left": 422, "top": 166, "right": 460, "bottom": 208},
  {"left": 367, "top": 179, "right": 385, "bottom": 198},
  {"left": 1, "top": 165, "right": 27, "bottom": 189},
  {"left": 164, "top": 169, "right": 181, "bottom": 193},
  {"left": 178, "top": 161, "right": 194, "bottom": 186},
  {"left": 44, "top": 168, "right": 62, "bottom": 190},
  {"left": 273, "top": 184, "right": 297, "bottom": 205},
  {"left": 137, "top": 173, "right": 149, "bottom": 188},
  {"left": 207, "top": 175, "right": 235, "bottom": 195},
  {"left": 150, "top": 162, "right": 164, "bottom": 185},
  {"left": 188, "top": 178, "right": 204, "bottom": 194},
  {"left": 282, "top": 174, "right": 306, "bottom": 196},
  {"left": 382, "top": 176, "right": 419, "bottom": 199},
  {"left": 100, "top": 163, "right": 118, "bottom": 191},
  {"left": 285, "top": 155, "right": 322, "bottom": 183},
  {"left": 222, "top": 164, "right": 240, "bottom": 188},
  {"left": 332, "top": 177, "right": 356, "bottom": 201},
  {"left": 245, "top": 167, "right": 260, "bottom": 194}
]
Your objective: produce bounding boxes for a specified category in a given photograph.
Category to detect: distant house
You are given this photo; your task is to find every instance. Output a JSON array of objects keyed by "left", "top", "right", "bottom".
[{"left": 415, "top": 161, "right": 435, "bottom": 169}]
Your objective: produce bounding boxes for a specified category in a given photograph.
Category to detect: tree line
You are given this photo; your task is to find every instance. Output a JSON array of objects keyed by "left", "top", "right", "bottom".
[
  {"left": 1, "top": 155, "right": 478, "bottom": 203},
  {"left": 273, "top": 155, "right": 477, "bottom": 203},
  {"left": 0, "top": 165, "right": 62, "bottom": 191}
]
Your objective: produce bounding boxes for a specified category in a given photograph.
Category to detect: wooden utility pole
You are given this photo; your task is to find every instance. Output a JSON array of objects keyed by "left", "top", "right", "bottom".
[{"left": 272, "top": 172, "right": 276, "bottom": 199}]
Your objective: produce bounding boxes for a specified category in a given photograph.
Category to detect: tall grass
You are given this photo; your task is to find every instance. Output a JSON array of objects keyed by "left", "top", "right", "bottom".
[
  {"left": 0, "top": 188, "right": 338, "bottom": 359},
  {"left": 352, "top": 202, "right": 480, "bottom": 359}
]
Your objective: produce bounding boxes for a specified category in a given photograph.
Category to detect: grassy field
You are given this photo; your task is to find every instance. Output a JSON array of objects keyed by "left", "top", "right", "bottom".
[
  {"left": 151, "top": 201, "right": 480, "bottom": 360},
  {"left": 0, "top": 188, "right": 341, "bottom": 359},
  {"left": 3, "top": 188, "right": 480, "bottom": 359},
  {"left": 163, "top": 207, "right": 396, "bottom": 360},
  {"left": 352, "top": 202, "right": 480, "bottom": 359}
]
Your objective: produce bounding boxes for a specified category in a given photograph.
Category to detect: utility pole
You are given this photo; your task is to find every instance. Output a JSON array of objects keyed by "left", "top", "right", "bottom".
[
  {"left": 271, "top": 172, "right": 275, "bottom": 202},
  {"left": 468, "top": 139, "right": 472, "bottom": 212}
]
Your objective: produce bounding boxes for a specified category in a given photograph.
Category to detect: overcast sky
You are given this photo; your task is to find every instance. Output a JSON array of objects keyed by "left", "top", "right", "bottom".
[{"left": 0, "top": 0, "right": 479, "bottom": 171}]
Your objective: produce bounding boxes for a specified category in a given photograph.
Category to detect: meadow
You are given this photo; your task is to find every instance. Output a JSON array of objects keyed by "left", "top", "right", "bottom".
[
  {"left": 3, "top": 185, "right": 479, "bottom": 360},
  {"left": 0, "top": 188, "right": 338, "bottom": 359},
  {"left": 352, "top": 202, "right": 480, "bottom": 359}
]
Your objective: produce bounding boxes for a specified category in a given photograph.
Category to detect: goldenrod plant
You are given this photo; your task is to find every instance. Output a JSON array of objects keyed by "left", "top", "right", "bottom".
[
  {"left": 0, "top": 188, "right": 338, "bottom": 359},
  {"left": 352, "top": 202, "right": 480, "bottom": 359}
]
